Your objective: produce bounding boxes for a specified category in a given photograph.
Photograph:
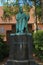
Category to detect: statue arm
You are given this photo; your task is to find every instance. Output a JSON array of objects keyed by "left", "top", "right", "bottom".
[
  {"left": 16, "top": 13, "right": 21, "bottom": 21},
  {"left": 21, "top": 13, "right": 30, "bottom": 22},
  {"left": 16, "top": 15, "right": 19, "bottom": 21}
]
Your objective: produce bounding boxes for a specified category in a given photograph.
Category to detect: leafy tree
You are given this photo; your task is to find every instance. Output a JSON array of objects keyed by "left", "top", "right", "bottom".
[
  {"left": 1, "top": 0, "right": 19, "bottom": 22},
  {"left": 23, "top": 4, "right": 30, "bottom": 15},
  {"left": 33, "top": 30, "right": 43, "bottom": 60},
  {"left": 40, "top": 0, "right": 43, "bottom": 22},
  {"left": 28, "top": 0, "right": 41, "bottom": 31},
  {"left": 1, "top": 0, "right": 30, "bottom": 22},
  {"left": 1, "top": 0, "right": 41, "bottom": 24},
  {"left": 2, "top": 5, "right": 12, "bottom": 22}
]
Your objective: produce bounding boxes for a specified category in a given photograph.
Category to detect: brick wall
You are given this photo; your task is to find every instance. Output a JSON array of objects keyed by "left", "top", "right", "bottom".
[{"left": 0, "top": 24, "right": 12, "bottom": 41}]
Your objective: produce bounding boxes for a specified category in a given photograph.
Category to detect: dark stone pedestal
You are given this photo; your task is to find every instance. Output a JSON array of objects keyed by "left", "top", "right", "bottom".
[
  {"left": 4, "top": 33, "right": 39, "bottom": 65},
  {"left": 5, "top": 60, "right": 29, "bottom": 65}
]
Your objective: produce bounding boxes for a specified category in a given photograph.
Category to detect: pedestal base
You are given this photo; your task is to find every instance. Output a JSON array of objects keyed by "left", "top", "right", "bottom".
[
  {"left": 5, "top": 60, "right": 39, "bottom": 65},
  {"left": 4, "top": 33, "right": 39, "bottom": 65},
  {"left": 5, "top": 60, "right": 29, "bottom": 65}
]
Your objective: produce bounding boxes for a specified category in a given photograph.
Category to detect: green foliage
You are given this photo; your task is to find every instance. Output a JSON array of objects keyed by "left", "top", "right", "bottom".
[
  {"left": 23, "top": 4, "right": 30, "bottom": 14},
  {"left": 36, "top": 1, "right": 41, "bottom": 21},
  {"left": 0, "top": 36, "right": 9, "bottom": 61},
  {"left": 1, "top": 2, "right": 19, "bottom": 22},
  {"left": 29, "top": 0, "right": 41, "bottom": 21},
  {"left": 1, "top": 5, "right": 12, "bottom": 22},
  {"left": 33, "top": 30, "right": 43, "bottom": 60},
  {"left": 36, "top": 6, "right": 41, "bottom": 18},
  {"left": 2, "top": 1, "right": 30, "bottom": 22},
  {"left": 0, "top": 34, "right": 5, "bottom": 39},
  {"left": 1, "top": 0, "right": 41, "bottom": 22}
]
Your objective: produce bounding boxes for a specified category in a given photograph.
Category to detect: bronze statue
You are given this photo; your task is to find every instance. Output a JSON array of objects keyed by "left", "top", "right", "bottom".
[{"left": 16, "top": 7, "right": 30, "bottom": 33}]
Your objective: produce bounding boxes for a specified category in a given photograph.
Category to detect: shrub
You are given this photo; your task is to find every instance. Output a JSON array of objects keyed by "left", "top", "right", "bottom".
[
  {"left": 33, "top": 30, "right": 43, "bottom": 60},
  {"left": 0, "top": 37, "right": 9, "bottom": 61}
]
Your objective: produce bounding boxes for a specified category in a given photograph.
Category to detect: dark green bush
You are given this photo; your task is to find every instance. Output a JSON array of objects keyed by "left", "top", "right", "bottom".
[
  {"left": 0, "top": 37, "right": 9, "bottom": 61},
  {"left": 33, "top": 30, "right": 43, "bottom": 60}
]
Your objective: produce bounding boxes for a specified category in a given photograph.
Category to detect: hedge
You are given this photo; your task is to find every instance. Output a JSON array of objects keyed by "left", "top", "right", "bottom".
[
  {"left": 0, "top": 36, "right": 9, "bottom": 61},
  {"left": 33, "top": 30, "right": 43, "bottom": 60}
]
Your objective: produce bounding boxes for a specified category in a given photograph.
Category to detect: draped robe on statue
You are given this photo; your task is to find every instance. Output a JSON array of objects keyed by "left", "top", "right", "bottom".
[{"left": 16, "top": 11, "right": 30, "bottom": 33}]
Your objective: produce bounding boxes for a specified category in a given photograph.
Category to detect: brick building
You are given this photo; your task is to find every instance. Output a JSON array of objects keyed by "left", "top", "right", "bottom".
[{"left": 0, "top": 6, "right": 43, "bottom": 41}]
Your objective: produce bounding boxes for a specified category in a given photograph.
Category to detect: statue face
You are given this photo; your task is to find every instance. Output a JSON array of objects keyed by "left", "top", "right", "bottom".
[{"left": 19, "top": 7, "right": 23, "bottom": 13}]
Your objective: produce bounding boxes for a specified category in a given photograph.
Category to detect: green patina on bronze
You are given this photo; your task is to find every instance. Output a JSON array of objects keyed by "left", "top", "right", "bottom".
[{"left": 16, "top": 7, "right": 30, "bottom": 33}]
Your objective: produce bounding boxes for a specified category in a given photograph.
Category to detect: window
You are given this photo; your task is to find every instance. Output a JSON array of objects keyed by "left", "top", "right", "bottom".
[{"left": 0, "top": 27, "right": 5, "bottom": 34}]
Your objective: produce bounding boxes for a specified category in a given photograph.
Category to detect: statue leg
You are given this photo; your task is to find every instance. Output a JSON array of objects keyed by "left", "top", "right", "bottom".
[
  {"left": 21, "top": 20, "right": 26, "bottom": 32},
  {"left": 19, "top": 21, "right": 22, "bottom": 33},
  {"left": 25, "top": 23, "right": 28, "bottom": 33},
  {"left": 26, "top": 25, "right": 28, "bottom": 32}
]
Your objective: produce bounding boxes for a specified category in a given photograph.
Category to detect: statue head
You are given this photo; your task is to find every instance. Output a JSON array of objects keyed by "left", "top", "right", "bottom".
[{"left": 19, "top": 7, "right": 23, "bottom": 13}]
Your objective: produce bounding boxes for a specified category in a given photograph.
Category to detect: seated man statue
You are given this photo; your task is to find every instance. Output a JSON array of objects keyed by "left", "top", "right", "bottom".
[{"left": 16, "top": 7, "right": 30, "bottom": 33}]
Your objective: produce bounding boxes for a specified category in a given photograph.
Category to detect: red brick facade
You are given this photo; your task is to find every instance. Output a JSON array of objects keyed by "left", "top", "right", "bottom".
[{"left": 0, "top": 6, "right": 43, "bottom": 41}]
